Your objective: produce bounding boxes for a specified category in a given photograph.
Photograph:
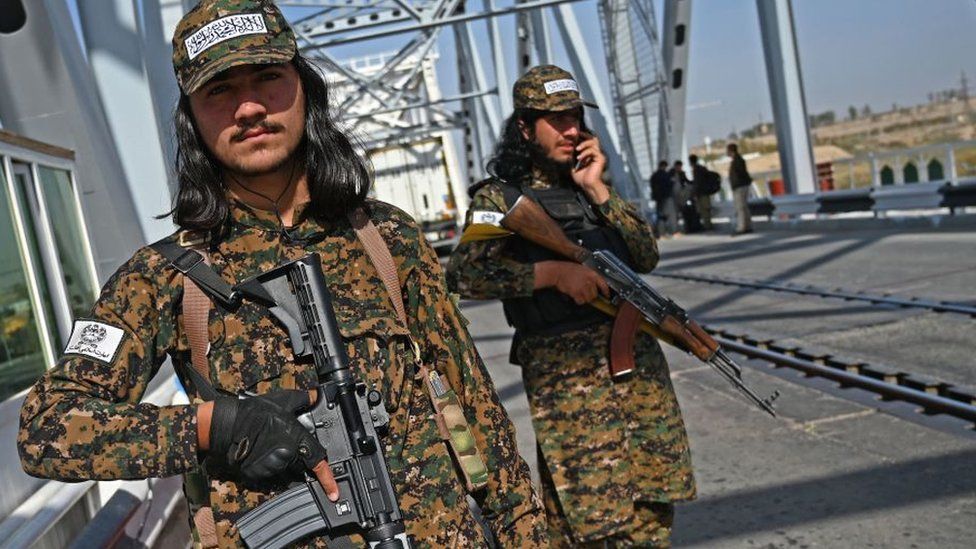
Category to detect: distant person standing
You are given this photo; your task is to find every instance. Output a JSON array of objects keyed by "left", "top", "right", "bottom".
[
  {"left": 650, "top": 160, "right": 677, "bottom": 237},
  {"left": 727, "top": 143, "right": 754, "bottom": 235},
  {"left": 670, "top": 160, "right": 701, "bottom": 233},
  {"left": 688, "top": 154, "right": 715, "bottom": 231}
]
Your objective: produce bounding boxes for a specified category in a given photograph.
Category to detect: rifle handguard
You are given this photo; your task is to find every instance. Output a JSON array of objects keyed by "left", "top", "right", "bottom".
[{"left": 656, "top": 317, "right": 708, "bottom": 361}]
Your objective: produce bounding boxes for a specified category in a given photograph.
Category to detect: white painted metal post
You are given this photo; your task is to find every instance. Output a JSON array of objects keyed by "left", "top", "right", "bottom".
[
  {"left": 554, "top": 4, "right": 636, "bottom": 199},
  {"left": 460, "top": 24, "right": 502, "bottom": 139},
  {"left": 530, "top": 7, "right": 555, "bottom": 64},
  {"left": 870, "top": 153, "right": 880, "bottom": 188},
  {"left": 453, "top": 25, "right": 488, "bottom": 185},
  {"left": 516, "top": 11, "right": 537, "bottom": 74},
  {"left": 77, "top": 0, "right": 175, "bottom": 241},
  {"left": 488, "top": 0, "right": 513, "bottom": 116},
  {"left": 660, "top": 0, "right": 692, "bottom": 164},
  {"left": 756, "top": 0, "right": 817, "bottom": 194},
  {"left": 140, "top": 0, "right": 183, "bottom": 172},
  {"left": 947, "top": 144, "right": 958, "bottom": 182}
]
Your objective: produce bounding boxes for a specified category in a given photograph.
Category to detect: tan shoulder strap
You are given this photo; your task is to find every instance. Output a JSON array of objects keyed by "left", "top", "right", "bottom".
[
  {"left": 348, "top": 208, "right": 408, "bottom": 327},
  {"left": 177, "top": 240, "right": 219, "bottom": 548},
  {"left": 350, "top": 208, "right": 489, "bottom": 492},
  {"left": 184, "top": 252, "right": 213, "bottom": 384}
]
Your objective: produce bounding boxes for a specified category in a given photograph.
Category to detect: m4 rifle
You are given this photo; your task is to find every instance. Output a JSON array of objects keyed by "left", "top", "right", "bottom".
[{"left": 233, "top": 254, "right": 410, "bottom": 549}]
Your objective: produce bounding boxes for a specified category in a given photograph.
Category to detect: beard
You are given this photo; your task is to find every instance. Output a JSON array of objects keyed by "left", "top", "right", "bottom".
[
  {"left": 224, "top": 148, "right": 296, "bottom": 177},
  {"left": 222, "top": 137, "right": 304, "bottom": 179},
  {"left": 527, "top": 141, "right": 574, "bottom": 185}
]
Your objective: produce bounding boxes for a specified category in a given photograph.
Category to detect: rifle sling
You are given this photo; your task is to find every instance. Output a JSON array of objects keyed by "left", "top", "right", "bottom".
[
  {"left": 150, "top": 236, "right": 222, "bottom": 548},
  {"left": 349, "top": 208, "right": 489, "bottom": 492}
]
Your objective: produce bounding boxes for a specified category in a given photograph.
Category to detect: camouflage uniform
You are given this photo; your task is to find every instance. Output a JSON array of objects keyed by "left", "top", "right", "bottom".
[
  {"left": 19, "top": 198, "right": 548, "bottom": 547},
  {"left": 446, "top": 176, "right": 696, "bottom": 546}
]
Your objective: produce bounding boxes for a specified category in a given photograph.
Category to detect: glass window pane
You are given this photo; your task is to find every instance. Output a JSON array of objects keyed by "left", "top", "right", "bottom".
[
  {"left": 11, "top": 165, "right": 61, "bottom": 351},
  {"left": 37, "top": 166, "right": 97, "bottom": 318},
  {"left": 0, "top": 163, "right": 49, "bottom": 401}
]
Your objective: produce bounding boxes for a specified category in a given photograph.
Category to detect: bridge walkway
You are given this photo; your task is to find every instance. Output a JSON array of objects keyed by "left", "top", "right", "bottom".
[{"left": 459, "top": 218, "right": 976, "bottom": 548}]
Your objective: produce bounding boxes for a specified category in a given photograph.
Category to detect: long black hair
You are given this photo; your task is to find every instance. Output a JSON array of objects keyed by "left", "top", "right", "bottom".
[
  {"left": 485, "top": 107, "right": 591, "bottom": 186},
  {"left": 168, "top": 53, "right": 371, "bottom": 231}
]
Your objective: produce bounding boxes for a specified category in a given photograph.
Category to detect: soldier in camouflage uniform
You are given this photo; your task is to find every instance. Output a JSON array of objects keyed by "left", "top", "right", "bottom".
[
  {"left": 18, "top": 1, "right": 547, "bottom": 547},
  {"left": 446, "top": 65, "right": 696, "bottom": 547}
]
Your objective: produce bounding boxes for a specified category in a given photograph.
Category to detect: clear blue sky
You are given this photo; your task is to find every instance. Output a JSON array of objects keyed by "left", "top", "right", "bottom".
[
  {"left": 71, "top": 1, "right": 976, "bottom": 149},
  {"left": 282, "top": 0, "right": 976, "bottom": 147},
  {"left": 684, "top": 0, "right": 976, "bottom": 145}
]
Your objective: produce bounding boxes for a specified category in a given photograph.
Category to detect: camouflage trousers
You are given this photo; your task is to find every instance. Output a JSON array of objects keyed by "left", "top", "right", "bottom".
[
  {"left": 516, "top": 323, "right": 695, "bottom": 542},
  {"left": 540, "top": 445, "right": 674, "bottom": 548}
]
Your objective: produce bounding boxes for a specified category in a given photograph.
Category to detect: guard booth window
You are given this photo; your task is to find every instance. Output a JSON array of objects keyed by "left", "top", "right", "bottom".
[{"left": 1, "top": 134, "right": 97, "bottom": 402}]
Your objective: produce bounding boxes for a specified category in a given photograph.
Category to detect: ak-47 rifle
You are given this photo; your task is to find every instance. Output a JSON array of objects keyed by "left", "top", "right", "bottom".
[
  {"left": 498, "top": 195, "right": 779, "bottom": 416},
  {"left": 232, "top": 254, "right": 410, "bottom": 549}
]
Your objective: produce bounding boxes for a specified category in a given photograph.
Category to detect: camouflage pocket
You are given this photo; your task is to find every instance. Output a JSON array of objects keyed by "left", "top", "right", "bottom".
[
  {"left": 208, "top": 335, "right": 289, "bottom": 393},
  {"left": 423, "top": 367, "right": 489, "bottom": 492}
]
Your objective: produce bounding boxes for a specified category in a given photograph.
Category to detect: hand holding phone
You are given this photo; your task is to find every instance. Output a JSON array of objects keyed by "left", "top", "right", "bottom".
[{"left": 571, "top": 132, "right": 609, "bottom": 204}]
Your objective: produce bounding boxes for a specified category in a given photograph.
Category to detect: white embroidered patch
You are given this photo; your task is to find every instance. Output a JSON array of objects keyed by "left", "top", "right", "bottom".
[
  {"left": 471, "top": 211, "right": 505, "bottom": 226},
  {"left": 64, "top": 321, "right": 125, "bottom": 363},
  {"left": 185, "top": 14, "right": 268, "bottom": 60},
  {"left": 543, "top": 79, "right": 579, "bottom": 95}
]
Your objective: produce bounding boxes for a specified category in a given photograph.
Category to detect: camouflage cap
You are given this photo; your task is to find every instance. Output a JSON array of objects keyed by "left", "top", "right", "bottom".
[
  {"left": 512, "top": 65, "right": 598, "bottom": 112},
  {"left": 172, "top": 0, "right": 297, "bottom": 95}
]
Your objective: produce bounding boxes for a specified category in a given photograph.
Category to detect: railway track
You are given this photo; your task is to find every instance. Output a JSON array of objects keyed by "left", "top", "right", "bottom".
[
  {"left": 705, "top": 326, "right": 976, "bottom": 430},
  {"left": 653, "top": 270, "right": 976, "bottom": 317}
]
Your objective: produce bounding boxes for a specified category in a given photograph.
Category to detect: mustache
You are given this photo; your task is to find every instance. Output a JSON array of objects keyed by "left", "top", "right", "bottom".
[{"left": 232, "top": 121, "right": 284, "bottom": 142}]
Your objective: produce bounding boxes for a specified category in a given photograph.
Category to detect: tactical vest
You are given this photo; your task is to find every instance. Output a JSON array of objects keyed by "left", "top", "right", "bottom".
[{"left": 497, "top": 181, "right": 634, "bottom": 337}]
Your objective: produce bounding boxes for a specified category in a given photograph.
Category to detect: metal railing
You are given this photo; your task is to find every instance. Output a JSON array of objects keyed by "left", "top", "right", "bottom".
[{"left": 744, "top": 140, "right": 976, "bottom": 197}]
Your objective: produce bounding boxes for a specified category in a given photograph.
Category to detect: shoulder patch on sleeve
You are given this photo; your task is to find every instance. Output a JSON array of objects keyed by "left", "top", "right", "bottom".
[
  {"left": 64, "top": 320, "right": 126, "bottom": 363},
  {"left": 470, "top": 210, "right": 505, "bottom": 227}
]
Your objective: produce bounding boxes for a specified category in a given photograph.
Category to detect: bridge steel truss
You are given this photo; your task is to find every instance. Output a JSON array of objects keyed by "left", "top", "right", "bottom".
[
  {"left": 278, "top": 0, "right": 665, "bottom": 204},
  {"left": 598, "top": 0, "right": 671, "bottom": 186}
]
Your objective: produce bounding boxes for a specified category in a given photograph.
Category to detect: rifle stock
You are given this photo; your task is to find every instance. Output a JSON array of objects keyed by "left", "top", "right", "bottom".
[{"left": 501, "top": 196, "right": 591, "bottom": 263}]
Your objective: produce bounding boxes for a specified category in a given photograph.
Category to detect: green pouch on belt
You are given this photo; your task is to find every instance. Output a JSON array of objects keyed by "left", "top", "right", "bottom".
[{"left": 420, "top": 362, "right": 489, "bottom": 492}]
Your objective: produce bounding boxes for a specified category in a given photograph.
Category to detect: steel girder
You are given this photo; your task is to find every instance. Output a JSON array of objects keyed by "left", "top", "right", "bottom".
[{"left": 598, "top": 0, "right": 669, "bottom": 196}]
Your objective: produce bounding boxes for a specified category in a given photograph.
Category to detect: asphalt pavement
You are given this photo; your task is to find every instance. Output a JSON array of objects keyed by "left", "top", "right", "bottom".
[{"left": 455, "top": 218, "right": 976, "bottom": 549}]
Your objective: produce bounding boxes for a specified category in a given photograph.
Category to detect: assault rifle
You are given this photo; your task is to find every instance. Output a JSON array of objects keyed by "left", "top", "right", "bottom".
[
  {"left": 499, "top": 195, "right": 779, "bottom": 416},
  {"left": 233, "top": 254, "right": 410, "bottom": 549}
]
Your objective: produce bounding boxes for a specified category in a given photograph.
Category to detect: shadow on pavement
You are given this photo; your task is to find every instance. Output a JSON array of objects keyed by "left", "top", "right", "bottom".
[
  {"left": 697, "top": 304, "right": 894, "bottom": 325},
  {"left": 681, "top": 236, "right": 882, "bottom": 318},
  {"left": 672, "top": 447, "right": 976, "bottom": 546}
]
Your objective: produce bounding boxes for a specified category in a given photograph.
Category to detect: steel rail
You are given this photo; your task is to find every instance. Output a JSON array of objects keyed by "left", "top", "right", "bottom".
[
  {"left": 654, "top": 271, "right": 976, "bottom": 317},
  {"left": 711, "top": 333, "right": 976, "bottom": 425}
]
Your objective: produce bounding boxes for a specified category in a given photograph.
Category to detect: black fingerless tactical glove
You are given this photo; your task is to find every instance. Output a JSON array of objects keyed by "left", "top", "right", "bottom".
[{"left": 208, "top": 390, "right": 328, "bottom": 482}]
